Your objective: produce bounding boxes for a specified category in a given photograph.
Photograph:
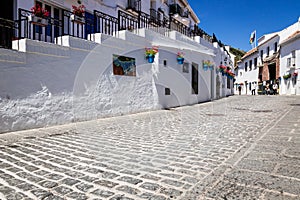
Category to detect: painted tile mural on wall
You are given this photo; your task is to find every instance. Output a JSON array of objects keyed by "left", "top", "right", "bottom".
[{"left": 113, "top": 54, "right": 136, "bottom": 76}]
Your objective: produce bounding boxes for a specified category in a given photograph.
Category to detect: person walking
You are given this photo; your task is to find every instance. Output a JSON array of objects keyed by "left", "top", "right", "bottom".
[
  {"left": 238, "top": 85, "right": 242, "bottom": 95},
  {"left": 251, "top": 84, "right": 257, "bottom": 95}
]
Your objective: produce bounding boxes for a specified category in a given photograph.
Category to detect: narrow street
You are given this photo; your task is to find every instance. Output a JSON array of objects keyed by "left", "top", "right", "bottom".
[{"left": 0, "top": 95, "right": 300, "bottom": 200}]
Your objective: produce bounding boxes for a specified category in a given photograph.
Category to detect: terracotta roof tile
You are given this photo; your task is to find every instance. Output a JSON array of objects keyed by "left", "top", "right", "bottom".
[
  {"left": 241, "top": 47, "right": 258, "bottom": 60},
  {"left": 281, "top": 31, "right": 300, "bottom": 45}
]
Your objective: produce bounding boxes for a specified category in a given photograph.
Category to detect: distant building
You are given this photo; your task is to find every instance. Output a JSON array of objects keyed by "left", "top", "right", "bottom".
[
  {"left": 234, "top": 47, "right": 259, "bottom": 95},
  {"left": 280, "top": 30, "right": 300, "bottom": 95},
  {"left": 235, "top": 17, "right": 300, "bottom": 95}
]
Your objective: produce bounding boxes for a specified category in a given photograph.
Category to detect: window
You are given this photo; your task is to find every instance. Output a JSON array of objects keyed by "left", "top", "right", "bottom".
[
  {"left": 245, "top": 62, "right": 248, "bottom": 71},
  {"left": 249, "top": 60, "right": 252, "bottom": 71},
  {"left": 163, "top": 60, "right": 167, "bottom": 66},
  {"left": 260, "top": 50, "right": 263, "bottom": 61},
  {"left": 34, "top": 1, "right": 62, "bottom": 37},
  {"left": 292, "top": 50, "right": 296, "bottom": 58},
  {"left": 287, "top": 58, "right": 291, "bottom": 67},
  {"left": 85, "top": 12, "right": 94, "bottom": 39},
  {"left": 165, "top": 88, "right": 171, "bottom": 95},
  {"left": 45, "top": 4, "right": 51, "bottom": 36},
  {"left": 254, "top": 57, "right": 257, "bottom": 68},
  {"left": 240, "top": 72, "right": 242, "bottom": 76},
  {"left": 266, "top": 46, "right": 270, "bottom": 57},
  {"left": 274, "top": 42, "right": 278, "bottom": 53},
  {"left": 182, "top": 62, "right": 189, "bottom": 73},
  {"left": 227, "top": 77, "right": 230, "bottom": 89},
  {"left": 291, "top": 50, "right": 296, "bottom": 66}
]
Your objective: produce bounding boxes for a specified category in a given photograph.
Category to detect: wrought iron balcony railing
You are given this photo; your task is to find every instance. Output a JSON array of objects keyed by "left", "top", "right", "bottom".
[{"left": 0, "top": 7, "right": 214, "bottom": 50}]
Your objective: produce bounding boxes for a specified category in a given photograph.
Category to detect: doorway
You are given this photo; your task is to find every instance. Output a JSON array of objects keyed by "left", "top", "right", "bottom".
[
  {"left": 0, "top": 0, "right": 13, "bottom": 20},
  {"left": 0, "top": 0, "right": 14, "bottom": 48},
  {"left": 268, "top": 63, "right": 276, "bottom": 81},
  {"left": 191, "top": 63, "right": 199, "bottom": 95}
]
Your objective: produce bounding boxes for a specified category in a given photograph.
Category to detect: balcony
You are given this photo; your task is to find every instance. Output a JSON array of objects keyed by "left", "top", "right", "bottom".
[
  {"left": 0, "top": 6, "right": 214, "bottom": 51},
  {"left": 126, "top": 0, "right": 141, "bottom": 13},
  {"left": 149, "top": 8, "right": 161, "bottom": 23},
  {"left": 169, "top": 4, "right": 189, "bottom": 18}
]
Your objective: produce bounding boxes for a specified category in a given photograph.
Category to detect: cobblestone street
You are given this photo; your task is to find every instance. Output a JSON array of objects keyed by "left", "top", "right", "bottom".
[{"left": 0, "top": 95, "right": 300, "bottom": 200}]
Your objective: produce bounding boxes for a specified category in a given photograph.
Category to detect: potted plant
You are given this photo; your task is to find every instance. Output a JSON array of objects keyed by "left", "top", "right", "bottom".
[
  {"left": 177, "top": 52, "right": 184, "bottom": 64},
  {"left": 29, "top": 4, "right": 49, "bottom": 26},
  {"left": 145, "top": 47, "right": 158, "bottom": 63},
  {"left": 203, "top": 60, "right": 214, "bottom": 71},
  {"left": 218, "top": 65, "right": 227, "bottom": 75},
  {"left": 71, "top": 5, "right": 85, "bottom": 24}
]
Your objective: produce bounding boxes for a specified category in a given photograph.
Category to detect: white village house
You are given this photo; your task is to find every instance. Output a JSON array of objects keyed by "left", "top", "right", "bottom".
[
  {"left": 235, "top": 17, "right": 300, "bottom": 95},
  {"left": 0, "top": 0, "right": 234, "bottom": 133}
]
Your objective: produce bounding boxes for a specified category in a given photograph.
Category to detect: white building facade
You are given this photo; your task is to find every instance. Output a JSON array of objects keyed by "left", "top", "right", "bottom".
[
  {"left": 0, "top": 0, "right": 234, "bottom": 133},
  {"left": 235, "top": 17, "right": 300, "bottom": 95},
  {"left": 234, "top": 48, "right": 259, "bottom": 95},
  {"left": 280, "top": 31, "right": 300, "bottom": 95}
]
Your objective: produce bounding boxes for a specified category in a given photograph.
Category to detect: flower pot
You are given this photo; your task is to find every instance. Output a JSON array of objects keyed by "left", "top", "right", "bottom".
[
  {"left": 70, "top": 14, "right": 85, "bottom": 24},
  {"left": 203, "top": 64, "right": 209, "bottom": 71},
  {"left": 177, "top": 57, "right": 184, "bottom": 64},
  {"left": 147, "top": 55, "right": 155, "bottom": 63},
  {"left": 28, "top": 15, "right": 48, "bottom": 26}
]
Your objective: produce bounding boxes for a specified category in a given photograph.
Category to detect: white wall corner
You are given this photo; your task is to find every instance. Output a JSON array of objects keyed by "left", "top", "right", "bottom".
[
  {"left": 168, "top": 31, "right": 177, "bottom": 40},
  {"left": 56, "top": 35, "right": 70, "bottom": 47},
  {"left": 213, "top": 42, "right": 219, "bottom": 48},
  {"left": 12, "top": 39, "right": 27, "bottom": 52},
  {"left": 116, "top": 30, "right": 127, "bottom": 40},
  {"left": 194, "top": 36, "right": 200, "bottom": 43}
]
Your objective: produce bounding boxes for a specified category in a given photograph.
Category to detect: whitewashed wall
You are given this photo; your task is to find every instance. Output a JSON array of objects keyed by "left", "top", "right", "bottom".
[
  {"left": 235, "top": 52, "right": 259, "bottom": 95},
  {"left": 259, "top": 36, "right": 279, "bottom": 62},
  {"left": 0, "top": 29, "right": 224, "bottom": 133},
  {"left": 280, "top": 38, "right": 300, "bottom": 95}
]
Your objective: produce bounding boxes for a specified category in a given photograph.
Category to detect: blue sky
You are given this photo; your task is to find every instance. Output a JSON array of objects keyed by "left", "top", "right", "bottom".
[{"left": 188, "top": 0, "right": 300, "bottom": 52}]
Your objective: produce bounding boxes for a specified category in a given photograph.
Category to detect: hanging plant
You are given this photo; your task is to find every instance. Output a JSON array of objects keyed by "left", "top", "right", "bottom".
[
  {"left": 203, "top": 60, "right": 214, "bottom": 71},
  {"left": 145, "top": 46, "right": 158, "bottom": 63},
  {"left": 218, "top": 65, "right": 227, "bottom": 75},
  {"left": 177, "top": 52, "right": 184, "bottom": 64}
]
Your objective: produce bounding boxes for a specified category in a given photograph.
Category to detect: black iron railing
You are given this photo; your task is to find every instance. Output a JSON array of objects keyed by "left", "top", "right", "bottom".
[
  {"left": 118, "top": 10, "right": 139, "bottom": 31},
  {"left": 0, "top": 7, "right": 216, "bottom": 50},
  {"left": 149, "top": 9, "right": 158, "bottom": 23},
  {"left": 63, "top": 9, "right": 88, "bottom": 39},
  {"left": 0, "top": 17, "right": 18, "bottom": 49},
  {"left": 94, "top": 10, "right": 118, "bottom": 36},
  {"left": 18, "top": 8, "right": 63, "bottom": 44},
  {"left": 169, "top": 16, "right": 191, "bottom": 37}
]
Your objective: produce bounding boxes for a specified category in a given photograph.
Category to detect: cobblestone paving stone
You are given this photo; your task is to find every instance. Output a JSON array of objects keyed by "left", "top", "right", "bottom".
[{"left": 0, "top": 96, "right": 300, "bottom": 199}]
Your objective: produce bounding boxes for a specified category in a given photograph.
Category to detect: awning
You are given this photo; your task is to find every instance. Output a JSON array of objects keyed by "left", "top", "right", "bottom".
[{"left": 263, "top": 53, "right": 278, "bottom": 63}]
